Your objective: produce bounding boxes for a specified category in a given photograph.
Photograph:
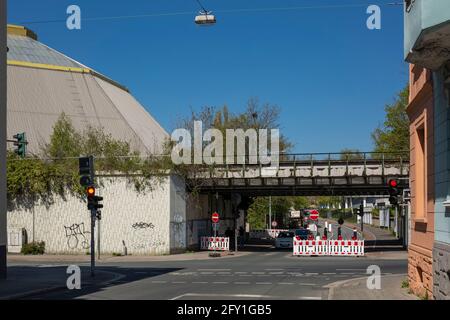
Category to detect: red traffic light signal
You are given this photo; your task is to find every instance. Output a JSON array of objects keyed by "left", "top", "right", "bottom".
[{"left": 389, "top": 179, "right": 398, "bottom": 188}]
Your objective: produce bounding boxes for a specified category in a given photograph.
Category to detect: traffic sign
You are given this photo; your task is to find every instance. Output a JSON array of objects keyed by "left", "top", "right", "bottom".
[
  {"left": 310, "top": 210, "right": 319, "bottom": 220},
  {"left": 211, "top": 212, "right": 220, "bottom": 223},
  {"left": 271, "top": 221, "right": 278, "bottom": 228}
]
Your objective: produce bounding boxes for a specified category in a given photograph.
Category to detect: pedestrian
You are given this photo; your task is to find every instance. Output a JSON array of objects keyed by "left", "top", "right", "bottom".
[{"left": 238, "top": 226, "right": 245, "bottom": 248}]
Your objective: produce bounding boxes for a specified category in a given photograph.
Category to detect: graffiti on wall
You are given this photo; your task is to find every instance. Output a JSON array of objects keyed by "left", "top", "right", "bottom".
[
  {"left": 64, "top": 223, "right": 90, "bottom": 250},
  {"left": 172, "top": 214, "right": 186, "bottom": 248},
  {"left": 131, "top": 222, "right": 166, "bottom": 250}
]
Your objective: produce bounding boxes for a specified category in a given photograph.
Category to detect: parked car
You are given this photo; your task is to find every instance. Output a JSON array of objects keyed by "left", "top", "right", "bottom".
[
  {"left": 294, "top": 228, "right": 311, "bottom": 240},
  {"left": 275, "top": 231, "right": 295, "bottom": 249}
]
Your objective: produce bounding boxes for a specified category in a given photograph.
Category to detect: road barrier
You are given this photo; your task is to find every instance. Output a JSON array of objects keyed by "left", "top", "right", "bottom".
[
  {"left": 200, "top": 237, "right": 230, "bottom": 251},
  {"left": 293, "top": 238, "right": 364, "bottom": 257},
  {"left": 250, "top": 229, "right": 289, "bottom": 239}
]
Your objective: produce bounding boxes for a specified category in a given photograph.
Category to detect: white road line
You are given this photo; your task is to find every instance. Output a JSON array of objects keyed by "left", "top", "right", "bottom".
[
  {"left": 298, "top": 296, "right": 322, "bottom": 300},
  {"left": 172, "top": 281, "right": 186, "bottom": 284},
  {"left": 279, "top": 282, "right": 294, "bottom": 285},
  {"left": 336, "top": 269, "right": 365, "bottom": 271},
  {"left": 198, "top": 269, "right": 231, "bottom": 271},
  {"left": 298, "top": 283, "right": 316, "bottom": 286},
  {"left": 234, "top": 282, "right": 250, "bottom": 285},
  {"left": 269, "top": 272, "right": 284, "bottom": 275},
  {"left": 151, "top": 281, "right": 167, "bottom": 284},
  {"left": 171, "top": 293, "right": 276, "bottom": 300},
  {"left": 256, "top": 282, "right": 272, "bottom": 285},
  {"left": 265, "top": 269, "right": 284, "bottom": 271},
  {"left": 213, "top": 282, "right": 229, "bottom": 284},
  {"left": 323, "top": 273, "right": 336, "bottom": 275},
  {"left": 200, "top": 272, "right": 214, "bottom": 275},
  {"left": 252, "top": 272, "right": 266, "bottom": 274},
  {"left": 305, "top": 273, "right": 318, "bottom": 276},
  {"left": 235, "top": 272, "right": 248, "bottom": 274},
  {"left": 265, "top": 252, "right": 278, "bottom": 256},
  {"left": 192, "top": 281, "right": 208, "bottom": 284}
]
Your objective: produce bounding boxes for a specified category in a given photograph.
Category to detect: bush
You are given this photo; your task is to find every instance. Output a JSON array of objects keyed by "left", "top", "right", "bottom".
[{"left": 21, "top": 241, "right": 45, "bottom": 255}]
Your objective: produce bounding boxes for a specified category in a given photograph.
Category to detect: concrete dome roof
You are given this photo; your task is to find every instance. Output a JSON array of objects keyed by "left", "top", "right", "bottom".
[{"left": 7, "top": 25, "right": 168, "bottom": 156}]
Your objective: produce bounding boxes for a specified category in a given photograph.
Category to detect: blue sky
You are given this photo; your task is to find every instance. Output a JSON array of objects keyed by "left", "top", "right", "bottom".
[{"left": 8, "top": 0, "right": 408, "bottom": 153}]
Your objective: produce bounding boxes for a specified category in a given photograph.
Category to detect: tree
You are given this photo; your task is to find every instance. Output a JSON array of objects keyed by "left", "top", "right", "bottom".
[
  {"left": 340, "top": 148, "right": 364, "bottom": 160},
  {"left": 372, "top": 86, "right": 409, "bottom": 154}
]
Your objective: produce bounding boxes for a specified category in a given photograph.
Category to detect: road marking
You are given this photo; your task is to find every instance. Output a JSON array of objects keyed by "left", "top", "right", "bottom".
[
  {"left": 269, "top": 272, "right": 284, "bottom": 275},
  {"left": 265, "top": 269, "right": 283, "bottom": 271},
  {"left": 172, "top": 281, "right": 186, "bottom": 284},
  {"left": 265, "top": 252, "right": 278, "bottom": 256},
  {"left": 256, "top": 282, "right": 272, "bottom": 285},
  {"left": 298, "top": 283, "right": 316, "bottom": 286},
  {"left": 213, "top": 282, "right": 229, "bottom": 284},
  {"left": 298, "top": 296, "right": 322, "bottom": 300},
  {"left": 279, "top": 282, "right": 294, "bottom": 285},
  {"left": 323, "top": 273, "right": 336, "bottom": 275},
  {"left": 336, "top": 269, "right": 365, "bottom": 271},
  {"left": 151, "top": 281, "right": 167, "bottom": 284},
  {"left": 234, "top": 282, "right": 250, "bottom": 285},
  {"left": 192, "top": 281, "right": 208, "bottom": 284},
  {"left": 171, "top": 293, "right": 276, "bottom": 300},
  {"left": 198, "top": 269, "right": 231, "bottom": 271},
  {"left": 235, "top": 272, "right": 248, "bottom": 274},
  {"left": 200, "top": 272, "right": 214, "bottom": 275},
  {"left": 341, "top": 272, "right": 356, "bottom": 275},
  {"left": 305, "top": 273, "right": 318, "bottom": 276},
  {"left": 252, "top": 272, "right": 266, "bottom": 274}
]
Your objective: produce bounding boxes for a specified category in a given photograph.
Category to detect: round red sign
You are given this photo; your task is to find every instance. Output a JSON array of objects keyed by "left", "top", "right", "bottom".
[
  {"left": 310, "top": 210, "right": 319, "bottom": 220},
  {"left": 211, "top": 212, "right": 220, "bottom": 223}
]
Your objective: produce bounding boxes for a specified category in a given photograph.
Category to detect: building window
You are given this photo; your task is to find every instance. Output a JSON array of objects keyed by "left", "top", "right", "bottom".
[{"left": 415, "top": 122, "right": 426, "bottom": 219}]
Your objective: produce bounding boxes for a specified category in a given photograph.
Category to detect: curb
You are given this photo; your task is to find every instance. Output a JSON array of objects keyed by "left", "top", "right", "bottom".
[{"left": 323, "top": 273, "right": 413, "bottom": 300}]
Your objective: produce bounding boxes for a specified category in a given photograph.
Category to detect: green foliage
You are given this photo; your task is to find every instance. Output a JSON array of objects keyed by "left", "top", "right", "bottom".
[
  {"left": 21, "top": 241, "right": 45, "bottom": 255},
  {"left": 247, "top": 196, "right": 311, "bottom": 229},
  {"left": 372, "top": 86, "right": 410, "bottom": 153},
  {"left": 7, "top": 113, "right": 170, "bottom": 207},
  {"left": 340, "top": 148, "right": 364, "bottom": 160}
]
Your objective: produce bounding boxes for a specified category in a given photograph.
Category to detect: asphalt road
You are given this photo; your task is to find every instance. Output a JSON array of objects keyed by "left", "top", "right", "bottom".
[{"left": 24, "top": 249, "right": 407, "bottom": 300}]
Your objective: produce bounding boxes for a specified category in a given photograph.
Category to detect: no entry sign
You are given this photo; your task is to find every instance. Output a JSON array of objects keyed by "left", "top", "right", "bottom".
[
  {"left": 310, "top": 210, "right": 319, "bottom": 221},
  {"left": 211, "top": 212, "right": 220, "bottom": 223}
]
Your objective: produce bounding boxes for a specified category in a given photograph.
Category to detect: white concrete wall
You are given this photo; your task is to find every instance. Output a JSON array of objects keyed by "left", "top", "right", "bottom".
[{"left": 7, "top": 176, "right": 187, "bottom": 255}]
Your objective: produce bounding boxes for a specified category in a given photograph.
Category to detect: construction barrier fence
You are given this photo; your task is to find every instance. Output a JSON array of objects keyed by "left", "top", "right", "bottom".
[
  {"left": 200, "top": 237, "right": 230, "bottom": 251},
  {"left": 293, "top": 239, "right": 364, "bottom": 256}
]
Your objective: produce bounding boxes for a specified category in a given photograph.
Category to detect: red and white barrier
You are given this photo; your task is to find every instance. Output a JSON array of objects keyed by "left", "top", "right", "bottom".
[
  {"left": 293, "top": 239, "right": 329, "bottom": 256},
  {"left": 200, "top": 237, "right": 230, "bottom": 251},
  {"left": 328, "top": 240, "right": 364, "bottom": 256},
  {"left": 293, "top": 238, "right": 364, "bottom": 257}
]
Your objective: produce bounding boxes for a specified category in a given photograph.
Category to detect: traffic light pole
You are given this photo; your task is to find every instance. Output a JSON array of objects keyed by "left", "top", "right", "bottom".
[{"left": 90, "top": 208, "right": 96, "bottom": 277}]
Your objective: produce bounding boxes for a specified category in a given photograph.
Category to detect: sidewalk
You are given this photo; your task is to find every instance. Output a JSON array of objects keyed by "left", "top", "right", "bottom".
[
  {"left": 0, "top": 265, "right": 122, "bottom": 300},
  {"left": 7, "top": 250, "right": 250, "bottom": 264},
  {"left": 325, "top": 274, "right": 418, "bottom": 300},
  {"left": 323, "top": 218, "right": 398, "bottom": 242}
]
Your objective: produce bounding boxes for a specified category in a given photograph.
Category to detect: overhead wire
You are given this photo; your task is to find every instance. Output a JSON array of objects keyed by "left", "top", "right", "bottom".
[{"left": 18, "top": 2, "right": 404, "bottom": 25}]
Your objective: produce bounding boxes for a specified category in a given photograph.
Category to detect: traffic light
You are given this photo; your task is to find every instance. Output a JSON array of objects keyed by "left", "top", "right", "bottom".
[
  {"left": 79, "top": 156, "right": 94, "bottom": 187},
  {"left": 358, "top": 203, "right": 364, "bottom": 217},
  {"left": 13, "top": 132, "right": 27, "bottom": 158},
  {"left": 96, "top": 210, "right": 102, "bottom": 220},
  {"left": 86, "top": 186, "right": 103, "bottom": 211},
  {"left": 388, "top": 179, "right": 400, "bottom": 206}
]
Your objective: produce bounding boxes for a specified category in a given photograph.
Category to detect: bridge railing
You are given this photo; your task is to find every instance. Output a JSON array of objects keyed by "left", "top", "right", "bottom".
[{"left": 189, "top": 151, "right": 410, "bottom": 180}]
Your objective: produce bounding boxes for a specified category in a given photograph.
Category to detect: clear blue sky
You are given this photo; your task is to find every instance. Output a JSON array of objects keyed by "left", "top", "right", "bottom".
[{"left": 8, "top": 0, "right": 408, "bottom": 153}]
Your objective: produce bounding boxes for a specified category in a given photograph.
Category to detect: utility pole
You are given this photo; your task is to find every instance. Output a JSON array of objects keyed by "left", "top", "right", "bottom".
[{"left": 0, "top": 0, "right": 7, "bottom": 279}]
